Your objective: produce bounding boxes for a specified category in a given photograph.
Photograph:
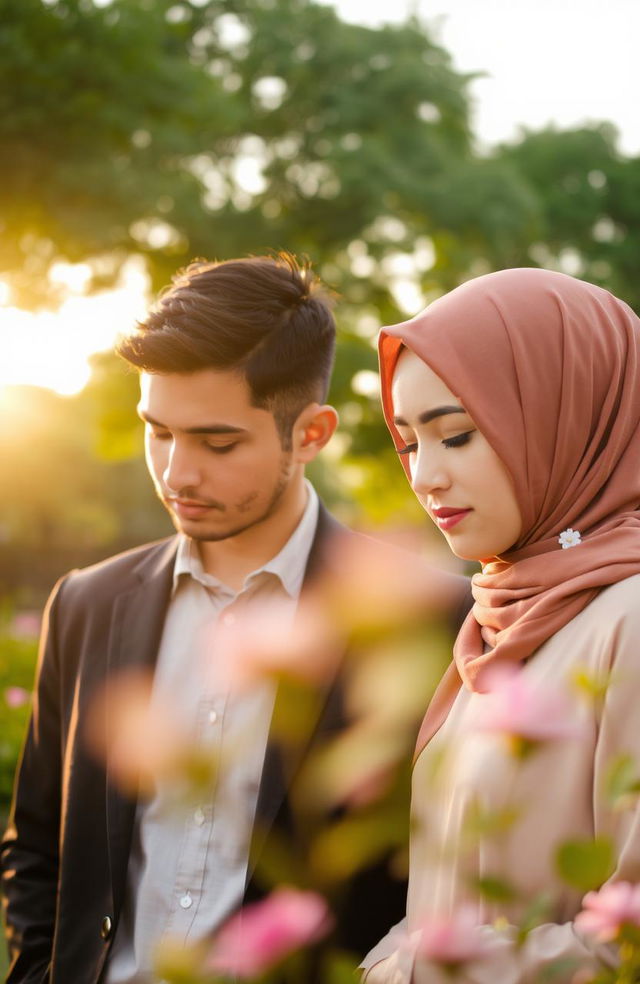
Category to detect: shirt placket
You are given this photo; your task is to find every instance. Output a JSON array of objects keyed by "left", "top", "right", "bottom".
[{"left": 164, "top": 694, "right": 226, "bottom": 940}]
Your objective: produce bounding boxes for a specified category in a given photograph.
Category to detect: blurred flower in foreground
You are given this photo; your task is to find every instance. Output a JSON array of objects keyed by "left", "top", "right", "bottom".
[
  {"left": 473, "top": 665, "right": 583, "bottom": 758},
  {"left": 300, "top": 719, "right": 407, "bottom": 814},
  {"left": 209, "top": 598, "right": 342, "bottom": 692},
  {"left": 575, "top": 882, "right": 640, "bottom": 942},
  {"left": 413, "top": 905, "right": 495, "bottom": 968},
  {"left": 316, "top": 531, "right": 464, "bottom": 634},
  {"left": 206, "top": 887, "right": 332, "bottom": 978},
  {"left": 4, "top": 686, "right": 30, "bottom": 708},
  {"left": 85, "top": 669, "right": 194, "bottom": 795}
]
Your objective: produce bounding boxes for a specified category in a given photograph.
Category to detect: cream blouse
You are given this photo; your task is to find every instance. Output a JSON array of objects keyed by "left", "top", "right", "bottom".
[{"left": 362, "top": 573, "right": 640, "bottom": 983}]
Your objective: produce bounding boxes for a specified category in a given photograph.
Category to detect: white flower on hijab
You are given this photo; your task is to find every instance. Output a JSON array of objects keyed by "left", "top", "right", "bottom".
[{"left": 558, "top": 528, "right": 582, "bottom": 549}]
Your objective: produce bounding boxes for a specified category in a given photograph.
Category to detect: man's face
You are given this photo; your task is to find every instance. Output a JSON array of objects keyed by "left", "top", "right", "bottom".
[{"left": 139, "top": 368, "right": 297, "bottom": 542}]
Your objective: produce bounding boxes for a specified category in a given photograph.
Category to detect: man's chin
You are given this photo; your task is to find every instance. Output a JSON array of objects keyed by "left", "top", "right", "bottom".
[{"left": 170, "top": 515, "right": 262, "bottom": 543}]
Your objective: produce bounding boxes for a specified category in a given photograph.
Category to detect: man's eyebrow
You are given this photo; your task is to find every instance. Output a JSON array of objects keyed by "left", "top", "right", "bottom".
[
  {"left": 137, "top": 410, "right": 248, "bottom": 435},
  {"left": 393, "top": 405, "right": 467, "bottom": 427}
]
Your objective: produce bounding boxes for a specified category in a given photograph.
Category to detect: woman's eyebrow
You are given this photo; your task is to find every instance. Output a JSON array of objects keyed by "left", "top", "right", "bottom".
[{"left": 393, "top": 405, "right": 466, "bottom": 427}]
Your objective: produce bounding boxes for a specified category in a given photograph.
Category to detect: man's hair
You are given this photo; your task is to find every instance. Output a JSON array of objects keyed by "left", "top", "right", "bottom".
[{"left": 117, "top": 252, "right": 336, "bottom": 448}]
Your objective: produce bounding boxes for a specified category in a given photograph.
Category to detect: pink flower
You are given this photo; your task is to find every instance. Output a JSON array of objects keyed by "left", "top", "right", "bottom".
[
  {"left": 414, "top": 905, "right": 493, "bottom": 966},
  {"left": 10, "top": 612, "right": 41, "bottom": 640},
  {"left": 316, "top": 530, "right": 465, "bottom": 632},
  {"left": 474, "top": 665, "right": 582, "bottom": 751},
  {"left": 5, "top": 686, "right": 30, "bottom": 708},
  {"left": 207, "top": 887, "right": 332, "bottom": 978},
  {"left": 84, "top": 669, "right": 192, "bottom": 795},
  {"left": 209, "top": 598, "right": 341, "bottom": 692},
  {"left": 575, "top": 882, "right": 640, "bottom": 943}
]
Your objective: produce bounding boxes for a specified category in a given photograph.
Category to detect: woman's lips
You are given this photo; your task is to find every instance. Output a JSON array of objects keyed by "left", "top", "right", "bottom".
[{"left": 432, "top": 507, "right": 472, "bottom": 531}]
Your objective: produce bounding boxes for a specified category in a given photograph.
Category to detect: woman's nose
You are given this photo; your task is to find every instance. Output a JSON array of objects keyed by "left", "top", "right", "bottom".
[{"left": 410, "top": 448, "right": 451, "bottom": 498}]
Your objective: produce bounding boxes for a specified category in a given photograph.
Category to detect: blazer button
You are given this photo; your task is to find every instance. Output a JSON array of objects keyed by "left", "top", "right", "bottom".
[{"left": 100, "top": 916, "right": 113, "bottom": 940}]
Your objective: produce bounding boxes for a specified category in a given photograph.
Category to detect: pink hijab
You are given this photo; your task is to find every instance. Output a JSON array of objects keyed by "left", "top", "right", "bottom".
[{"left": 378, "top": 268, "right": 640, "bottom": 752}]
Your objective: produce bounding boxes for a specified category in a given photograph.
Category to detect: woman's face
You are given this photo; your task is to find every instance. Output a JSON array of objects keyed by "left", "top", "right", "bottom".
[{"left": 391, "top": 348, "right": 522, "bottom": 562}]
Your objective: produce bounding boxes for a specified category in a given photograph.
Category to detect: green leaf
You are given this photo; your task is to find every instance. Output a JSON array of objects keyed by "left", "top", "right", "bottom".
[
  {"left": 534, "top": 957, "right": 585, "bottom": 982},
  {"left": 555, "top": 837, "right": 615, "bottom": 892},
  {"left": 321, "top": 950, "right": 361, "bottom": 984},
  {"left": 463, "top": 798, "right": 521, "bottom": 841},
  {"left": 515, "top": 893, "right": 553, "bottom": 944},
  {"left": 572, "top": 667, "right": 613, "bottom": 702},
  {"left": 474, "top": 875, "right": 517, "bottom": 903},
  {"left": 605, "top": 754, "right": 640, "bottom": 810}
]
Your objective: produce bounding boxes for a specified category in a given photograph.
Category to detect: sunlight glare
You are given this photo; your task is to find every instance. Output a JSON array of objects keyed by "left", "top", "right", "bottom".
[{"left": 1, "top": 258, "right": 149, "bottom": 397}]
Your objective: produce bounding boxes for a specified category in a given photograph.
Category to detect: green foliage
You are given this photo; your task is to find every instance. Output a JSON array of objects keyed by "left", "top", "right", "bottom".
[
  {"left": 0, "top": 0, "right": 529, "bottom": 540},
  {"left": 515, "top": 893, "right": 553, "bottom": 945},
  {"left": 606, "top": 754, "right": 640, "bottom": 811},
  {"left": 0, "top": 611, "right": 38, "bottom": 809},
  {"left": 555, "top": 837, "right": 616, "bottom": 892},
  {"left": 462, "top": 799, "right": 521, "bottom": 842},
  {"left": 572, "top": 666, "right": 613, "bottom": 703},
  {"left": 473, "top": 875, "right": 517, "bottom": 904},
  {"left": 0, "top": 371, "right": 171, "bottom": 605},
  {"left": 495, "top": 123, "right": 640, "bottom": 310},
  {"left": 320, "top": 950, "right": 361, "bottom": 984},
  {"left": 0, "top": 0, "right": 489, "bottom": 308},
  {"left": 3, "top": 0, "right": 640, "bottom": 547}
]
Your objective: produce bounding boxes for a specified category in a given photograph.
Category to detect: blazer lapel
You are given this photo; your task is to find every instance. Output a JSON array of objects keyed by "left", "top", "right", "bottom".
[{"left": 105, "top": 538, "right": 178, "bottom": 917}]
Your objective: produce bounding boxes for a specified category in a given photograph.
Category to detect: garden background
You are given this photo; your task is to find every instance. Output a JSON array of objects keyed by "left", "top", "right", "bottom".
[{"left": 2, "top": 0, "right": 640, "bottom": 978}]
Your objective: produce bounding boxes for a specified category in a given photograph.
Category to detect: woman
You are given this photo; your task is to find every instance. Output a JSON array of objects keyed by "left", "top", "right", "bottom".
[{"left": 362, "top": 268, "right": 640, "bottom": 982}]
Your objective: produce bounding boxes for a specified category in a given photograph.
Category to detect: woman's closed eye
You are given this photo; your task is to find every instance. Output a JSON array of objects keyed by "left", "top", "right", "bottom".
[
  {"left": 398, "top": 430, "right": 474, "bottom": 455},
  {"left": 397, "top": 442, "right": 417, "bottom": 456},
  {"left": 442, "top": 430, "right": 474, "bottom": 449}
]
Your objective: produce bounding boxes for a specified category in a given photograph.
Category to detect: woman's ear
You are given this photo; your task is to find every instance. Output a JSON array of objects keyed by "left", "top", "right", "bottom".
[{"left": 291, "top": 403, "right": 339, "bottom": 463}]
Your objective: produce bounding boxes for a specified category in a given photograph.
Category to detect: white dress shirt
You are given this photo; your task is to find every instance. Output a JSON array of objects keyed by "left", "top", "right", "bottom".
[{"left": 106, "top": 484, "right": 319, "bottom": 983}]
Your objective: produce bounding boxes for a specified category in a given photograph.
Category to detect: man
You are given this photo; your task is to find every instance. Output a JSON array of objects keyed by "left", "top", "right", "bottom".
[{"left": 2, "top": 253, "right": 469, "bottom": 983}]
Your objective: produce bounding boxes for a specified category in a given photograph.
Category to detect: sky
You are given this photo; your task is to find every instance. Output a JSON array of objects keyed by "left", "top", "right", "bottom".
[
  {"left": 2, "top": 0, "right": 639, "bottom": 396},
  {"left": 329, "top": 0, "right": 640, "bottom": 155}
]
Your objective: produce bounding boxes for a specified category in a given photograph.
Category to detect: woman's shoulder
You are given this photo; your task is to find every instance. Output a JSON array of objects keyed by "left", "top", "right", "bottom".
[
  {"left": 584, "top": 572, "right": 640, "bottom": 622},
  {"left": 537, "top": 575, "right": 640, "bottom": 676},
  {"left": 568, "top": 574, "right": 640, "bottom": 673}
]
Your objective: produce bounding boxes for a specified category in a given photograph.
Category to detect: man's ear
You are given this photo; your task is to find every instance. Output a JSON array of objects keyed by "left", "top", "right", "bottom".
[{"left": 292, "top": 403, "right": 339, "bottom": 463}]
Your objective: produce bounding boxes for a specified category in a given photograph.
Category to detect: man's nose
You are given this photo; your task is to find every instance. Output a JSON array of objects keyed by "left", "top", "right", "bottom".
[{"left": 163, "top": 441, "right": 201, "bottom": 494}]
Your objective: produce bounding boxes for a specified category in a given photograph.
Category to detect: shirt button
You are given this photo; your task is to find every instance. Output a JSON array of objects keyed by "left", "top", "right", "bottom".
[
  {"left": 194, "top": 807, "right": 206, "bottom": 827},
  {"left": 221, "top": 611, "right": 236, "bottom": 626},
  {"left": 179, "top": 892, "right": 193, "bottom": 909},
  {"left": 100, "top": 915, "right": 112, "bottom": 940},
  {"left": 208, "top": 709, "right": 218, "bottom": 724}
]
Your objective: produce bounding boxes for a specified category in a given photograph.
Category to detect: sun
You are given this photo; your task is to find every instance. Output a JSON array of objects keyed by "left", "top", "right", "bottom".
[{"left": 0, "top": 259, "right": 149, "bottom": 397}]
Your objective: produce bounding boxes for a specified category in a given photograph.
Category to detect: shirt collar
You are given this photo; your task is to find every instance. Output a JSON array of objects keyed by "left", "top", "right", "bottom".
[{"left": 173, "top": 480, "right": 319, "bottom": 600}]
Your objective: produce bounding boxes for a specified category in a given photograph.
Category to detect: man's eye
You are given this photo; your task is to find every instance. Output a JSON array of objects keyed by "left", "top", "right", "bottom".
[
  {"left": 150, "top": 430, "right": 170, "bottom": 441},
  {"left": 397, "top": 443, "right": 418, "bottom": 456},
  {"left": 205, "top": 443, "right": 238, "bottom": 455},
  {"left": 442, "top": 431, "right": 474, "bottom": 449}
]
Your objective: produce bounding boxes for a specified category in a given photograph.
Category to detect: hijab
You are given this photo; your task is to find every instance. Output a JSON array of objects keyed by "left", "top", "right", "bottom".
[{"left": 378, "top": 268, "right": 640, "bottom": 752}]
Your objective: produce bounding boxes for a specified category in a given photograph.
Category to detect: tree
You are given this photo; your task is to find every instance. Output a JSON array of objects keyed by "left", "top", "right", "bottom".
[
  {"left": 5, "top": 0, "right": 640, "bottom": 553},
  {"left": 1, "top": 0, "right": 537, "bottom": 309},
  {"left": 495, "top": 123, "right": 640, "bottom": 310}
]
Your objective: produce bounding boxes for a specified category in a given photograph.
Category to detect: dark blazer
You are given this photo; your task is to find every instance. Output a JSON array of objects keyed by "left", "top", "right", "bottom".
[{"left": 1, "top": 505, "right": 471, "bottom": 983}]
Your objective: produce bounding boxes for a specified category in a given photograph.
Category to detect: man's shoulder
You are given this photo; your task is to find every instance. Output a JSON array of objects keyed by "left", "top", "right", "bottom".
[{"left": 55, "top": 536, "right": 178, "bottom": 604}]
